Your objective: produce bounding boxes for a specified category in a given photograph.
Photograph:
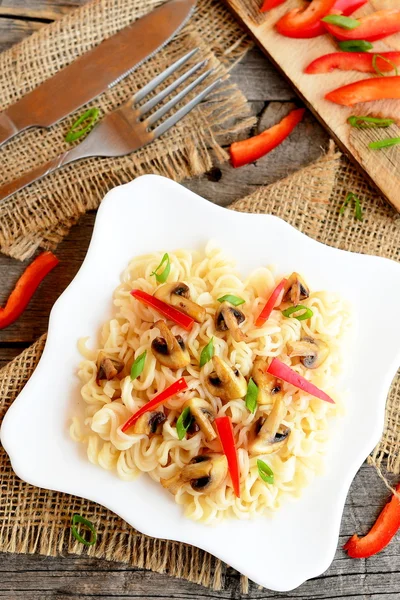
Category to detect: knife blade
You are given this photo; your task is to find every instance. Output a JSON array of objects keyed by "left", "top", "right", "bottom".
[{"left": 0, "top": 0, "right": 197, "bottom": 148}]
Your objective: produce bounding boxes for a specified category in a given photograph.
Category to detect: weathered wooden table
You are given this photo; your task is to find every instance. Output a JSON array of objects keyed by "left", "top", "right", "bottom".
[{"left": 0, "top": 1, "right": 399, "bottom": 598}]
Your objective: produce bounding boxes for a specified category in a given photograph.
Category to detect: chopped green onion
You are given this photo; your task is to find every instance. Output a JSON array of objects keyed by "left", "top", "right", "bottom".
[
  {"left": 65, "top": 108, "right": 99, "bottom": 143},
  {"left": 338, "top": 40, "right": 373, "bottom": 52},
  {"left": 369, "top": 137, "right": 400, "bottom": 150},
  {"left": 245, "top": 378, "right": 258, "bottom": 413},
  {"left": 282, "top": 304, "right": 313, "bottom": 321},
  {"left": 372, "top": 54, "right": 399, "bottom": 77},
  {"left": 348, "top": 115, "right": 394, "bottom": 129},
  {"left": 257, "top": 459, "right": 274, "bottom": 485},
  {"left": 151, "top": 253, "right": 170, "bottom": 283},
  {"left": 340, "top": 192, "right": 363, "bottom": 221},
  {"left": 200, "top": 337, "right": 214, "bottom": 367},
  {"left": 322, "top": 14, "right": 359, "bottom": 30},
  {"left": 130, "top": 350, "right": 146, "bottom": 380},
  {"left": 71, "top": 514, "right": 97, "bottom": 546},
  {"left": 217, "top": 294, "right": 245, "bottom": 306},
  {"left": 176, "top": 406, "right": 192, "bottom": 440}
]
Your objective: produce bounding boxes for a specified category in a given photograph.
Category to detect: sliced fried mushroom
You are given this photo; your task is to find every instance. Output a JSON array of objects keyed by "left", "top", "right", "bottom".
[
  {"left": 252, "top": 357, "right": 284, "bottom": 405},
  {"left": 132, "top": 410, "right": 167, "bottom": 435},
  {"left": 154, "top": 282, "right": 206, "bottom": 323},
  {"left": 184, "top": 397, "right": 216, "bottom": 441},
  {"left": 205, "top": 356, "right": 247, "bottom": 402},
  {"left": 283, "top": 272, "right": 310, "bottom": 306},
  {"left": 288, "top": 336, "right": 329, "bottom": 369},
  {"left": 248, "top": 396, "right": 290, "bottom": 455},
  {"left": 215, "top": 302, "right": 246, "bottom": 342},
  {"left": 151, "top": 320, "right": 190, "bottom": 370},
  {"left": 97, "top": 351, "right": 124, "bottom": 381},
  {"left": 160, "top": 472, "right": 184, "bottom": 495},
  {"left": 181, "top": 454, "right": 228, "bottom": 493}
]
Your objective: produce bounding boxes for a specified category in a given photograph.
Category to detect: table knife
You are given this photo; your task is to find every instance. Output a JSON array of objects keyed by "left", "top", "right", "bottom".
[{"left": 0, "top": 0, "right": 197, "bottom": 148}]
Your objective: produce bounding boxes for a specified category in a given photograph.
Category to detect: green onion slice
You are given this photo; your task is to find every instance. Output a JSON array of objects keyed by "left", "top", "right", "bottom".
[
  {"left": 348, "top": 115, "right": 394, "bottom": 129},
  {"left": 338, "top": 40, "right": 373, "bottom": 52},
  {"left": 176, "top": 406, "right": 193, "bottom": 440},
  {"left": 71, "top": 514, "right": 97, "bottom": 546},
  {"left": 322, "top": 14, "right": 359, "bottom": 29},
  {"left": 217, "top": 294, "right": 245, "bottom": 306},
  {"left": 245, "top": 378, "right": 258, "bottom": 413},
  {"left": 200, "top": 337, "right": 214, "bottom": 368},
  {"left": 257, "top": 459, "right": 274, "bottom": 485},
  {"left": 282, "top": 304, "right": 313, "bottom": 321},
  {"left": 369, "top": 137, "right": 400, "bottom": 150},
  {"left": 151, "top": 253, "right": 170, "bottom": 283},
  {"left": 65, "top": 108, "right": 99, "bottom": 143},
  {"left": 340, "top": 192, "right": 363, "bottom": 221},
  {"left": 372, "top": 54, "right": 399, "bottom": 77},
  {"left": 130, "top": 350, "right": 146, "bottom": 380}
]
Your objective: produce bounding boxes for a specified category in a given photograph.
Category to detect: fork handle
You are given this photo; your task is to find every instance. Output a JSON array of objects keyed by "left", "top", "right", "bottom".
[{"left": 0, "top": 152, "right": 71, "bottom": 202}]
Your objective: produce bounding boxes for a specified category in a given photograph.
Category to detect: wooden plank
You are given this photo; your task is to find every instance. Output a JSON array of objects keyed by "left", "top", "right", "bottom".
[
  {"left": 0, "top": 17, "right": 43, "bottom": 53},
  {"left": 224, "top": 0, "right": 400, "bottom": 211},
  {"left": 0, "top": 0, "right": 82, "bottom": 21}
]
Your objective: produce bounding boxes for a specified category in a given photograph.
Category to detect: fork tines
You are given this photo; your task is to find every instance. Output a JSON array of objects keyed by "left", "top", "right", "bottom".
[{"left": 133, "top": 48, "right": 223, "bottom": 140}]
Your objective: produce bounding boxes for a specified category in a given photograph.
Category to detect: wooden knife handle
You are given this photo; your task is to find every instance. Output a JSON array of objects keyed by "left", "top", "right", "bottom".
[{"left": 0, "top": 111, "right": 23, "bottom": 147}]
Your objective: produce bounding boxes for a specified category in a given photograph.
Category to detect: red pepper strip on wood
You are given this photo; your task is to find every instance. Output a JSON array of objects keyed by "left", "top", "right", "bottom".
[
  {"left": 0, "top": 251, "right": 59, "bottom": 330},
  {"left": 215, "top": 416, "right": 241, "bottom": 498},
  {"left": 131, "top": 289, "right": 194, "bottom": 331},
  {"left": 324, "top": 9, "right": 400, "bottom": 42},
  {"left": 276, "top": 0, "right": 336, "bottom": 38},
  {"left": 344, "top": 483, "right": 400, "bottom": 558},
  {"left": 306, "top": 52, "right": 400, "bottom": 74},
  {"left": 261, "top": 0, "right": 286, "bottom": 11},
  {"left": 255, "top": 279, "right": 287, "bottom": 327},
  {"left": 121, "top": 377, "right": 188, "bottom": 432},
  {"left": 267, "top": 358, "right": 335, "bottom": 403},
  {"left": 295, "top": 0, "right": 367, "bottom": 38},
  {"left": 325, "top": 76, "right": 400, "bottom": 106},
  {"left": 229, "top": 108, "right": 305, "bottom": 168}
]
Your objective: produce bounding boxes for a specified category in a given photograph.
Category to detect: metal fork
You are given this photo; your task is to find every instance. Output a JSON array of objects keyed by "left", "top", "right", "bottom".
[{"left": 0, "top": 49, "right": 221, "bottom": 202}]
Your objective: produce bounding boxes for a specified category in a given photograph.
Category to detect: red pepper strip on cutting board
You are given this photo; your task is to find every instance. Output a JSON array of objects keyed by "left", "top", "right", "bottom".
[
  {"left": 267, "top": 358, "right": 335, "bottom": 403},
  {"left": 255, "top": 279, "right": 287, "bottom": 327},
  {"left": 229, "top": 108, "right": 305, "bottom": 168},
  {"left": 131, "top": 289, "right": 194, "bottom": 331},
  {"left": 121, "top": 377, "right": 188, "bottom": 432},
  {"left": 344, "top": 483, "right": 400, "bottom": 558},
  {"left": 324, "top": 9, "right": 400, "bottom": 42},
  {"left": 276, "top": 0, "right": 336, "bottom": 38},
  {"left": 297, "top": 0, "right": 368, "bottom": 38},
  {"left": 305, "top": 52, "right": 400, "bottom": 74},
  {"left": 326, "top": 76, "right": 400, "bottom": 106},
  {"left": 0, "top": 251, "right": 59, "bottom": 330},
  {"left": 261, "top": 0, "right": 286, "bottom": 11},
  {"left": 215, "top": 416, "right": 241, "bottom": 498}
]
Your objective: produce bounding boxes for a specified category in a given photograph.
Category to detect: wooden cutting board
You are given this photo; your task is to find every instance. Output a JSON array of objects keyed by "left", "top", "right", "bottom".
[{"left": 224, "top": 0, "right": 400, "bottom": 210}]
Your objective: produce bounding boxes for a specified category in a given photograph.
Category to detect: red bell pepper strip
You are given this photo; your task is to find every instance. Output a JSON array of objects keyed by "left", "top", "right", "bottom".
[
  {"left": 291, "top": 0, "right": 367, "bottom": 38},
  {"left": 131, "top": 289, "right": 194, "bottom": 331},
  {"left": 0, "top": 251, "right": 59, "bottom": 330},
  {"left": 305, "top": 52, "right": 400, "bottom": 74},
  {"left": 333, "top": 0, "right": 367, "bottom": 16},
  {"left": 121, "top": 377, "right": 188, "bottom": 432},
  {"left": 325, "top": 76, "right": 400, "bottom": 106},
  {"left": 267, "top": 358, "right": 335, "bottom": 403},
  {"left": 344, "top": 483, "right": 400, "bottom": 558},
  {"left": 215, "top": 416, "right": 240, "bottom": 498},
  {"left": 261, "top": 0, "right": 286, "bottom": 12},
  {"left": 255, "top": 279, "right": 287, "bottom": 327},
  {"left": 276, "top": 0, "right": 336, "bottom": 38},
  {"left": 324, "top": 9, "right": 400, "bottom": 42},
  {"left": 229, "top": 108, "right": 305, "bottom": 168}
]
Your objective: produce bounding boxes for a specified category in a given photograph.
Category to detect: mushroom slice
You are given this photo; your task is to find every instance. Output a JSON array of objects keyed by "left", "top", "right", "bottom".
[
  {"left": 288, "top": 336, "right": 329, "bottom": 369},
  {"left": 151, "top": 320, "right": 190, "bottom": 370},
  {"left": 215, "top": 302, "right": 246, "bottom": 342},
  {"left": 248, "top": 396, "right": 290, "bottom": 455},
  {"left": 283, "top": 272, "right": 310, "bottom": 306},
  {"left": 184, "top": 397, "right": 216, "bottom": 442},
  {"left": 160, "top": 473, "right": 184, "bottom": 495},
  {"left": 154, "top": 282, "right": 206, "bottom": 323},
  {"left": 97, "top": 351, "right": 124, "bottom": 381},
  {"left": 205, "top": 356, "right": 247, "bottom": 402},
  {"left": 252, "top": 357, "right": 284, "bottom": 405},
  {"left": 132, "top": 410, "right": 167, "bottom": 435},
  {"left": 181, "top": 454, "right": 228, "bottom": 493}
]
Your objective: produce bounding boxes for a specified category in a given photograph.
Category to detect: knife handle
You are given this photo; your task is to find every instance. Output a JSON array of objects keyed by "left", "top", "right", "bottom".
[
  {"left": 0, "top": 152, "right": 70, "bottom": 202},
  {"left": 0, "top": 111, "right": 24, "bottom": 147}
]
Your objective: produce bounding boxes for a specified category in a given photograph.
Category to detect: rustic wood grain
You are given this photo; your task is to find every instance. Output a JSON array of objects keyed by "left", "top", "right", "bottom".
[{"left": 0, "top": 1, "right": 398, "bottom": 599}]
